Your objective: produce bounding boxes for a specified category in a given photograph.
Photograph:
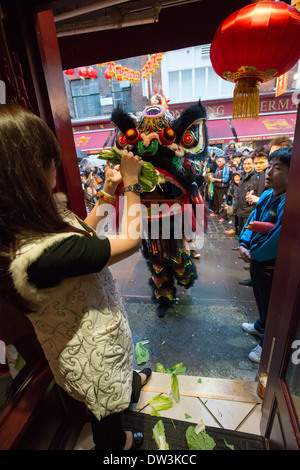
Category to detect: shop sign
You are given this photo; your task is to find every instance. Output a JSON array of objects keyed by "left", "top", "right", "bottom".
[{"left": 169, "top": 93, "right": 298, "bottom": 120}]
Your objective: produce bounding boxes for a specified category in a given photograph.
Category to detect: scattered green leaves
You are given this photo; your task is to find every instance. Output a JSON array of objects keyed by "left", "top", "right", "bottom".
[
  {"left": 156, "top": 362, "right": 186, "bottom": 375},
  {"left": 135, "top": 340, "right": 149, "bottom": 365},
  {"left": 149, "top": 395, "right": 173, "bottom": 416},
  {"left": 152, "top": 420, "right": 169, "bottom": 450},
  {"left": 224, "top": 438, "right": 234, "bottom": 450},
  {"left": 171, "top": 373, "right": 180, "bottom": 403},
  {"left": 185, "top": 413, "right": 192, "bottom": 419},
  {"left": 186, "top": 426, "right": 216, "bottom": 450}
]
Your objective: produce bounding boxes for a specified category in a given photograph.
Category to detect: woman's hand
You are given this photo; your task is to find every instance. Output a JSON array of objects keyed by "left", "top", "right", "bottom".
[
  {"left": 102, "top": 162, "right": 122, "bottom": 195},
  {"left": 120, "top": 149, "right": 143, "bottom": 187},
  {"left": 239, "top": 245, "right": 252, "bottom": 263}
]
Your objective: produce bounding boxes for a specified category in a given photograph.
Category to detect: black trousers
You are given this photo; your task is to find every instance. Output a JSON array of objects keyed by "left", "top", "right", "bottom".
[
  {"left": 89, "top": 370, "right": 142, "bottom": 450},
  {"left": 213, "top": 187, "right": 227, "bottom": 214},
  {"left": 250, "top": 259, "right": 276, "bottom": 347}
]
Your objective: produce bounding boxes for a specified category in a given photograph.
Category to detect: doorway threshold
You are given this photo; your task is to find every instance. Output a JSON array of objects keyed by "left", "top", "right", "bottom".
[
  {"left": 133, "top": 372, "right": 262, "bottom": 436},
  {"left": 75, "top": 372, "right": 263, "bottom": 451}
]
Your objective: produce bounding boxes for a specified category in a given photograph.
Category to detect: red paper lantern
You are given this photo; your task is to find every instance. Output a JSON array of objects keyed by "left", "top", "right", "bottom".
[
  {"left": 133, "top": 71, "right": 140, "bottom": 82},
  {"left": 128, "top": 69, "right": 135, "bottom": 82},
  {"left": 115, "top": 64, "right": 123, "bottom": 81},
  {"left": 150, "top": 54, "right": 159, "bottom": 69},
  {"left": 104, "top": 62, "right": 115, "bottom": 83},
  {"left": 210, "top": 1, "right": 300, "bottom": 119},
  {"left": 78, "top": 67, "right": 88, "bottom": 79},
  {"left": 87, "top": 67, "right": 98, "bottom": 80},
  {"left": 64, "top": 69, "right": 75, "bottom": 78}
]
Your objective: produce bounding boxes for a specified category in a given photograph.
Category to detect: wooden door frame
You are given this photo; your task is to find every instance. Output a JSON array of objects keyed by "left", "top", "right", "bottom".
[{"left": 260, "top": 104, "right": 300, "bottom": 449}]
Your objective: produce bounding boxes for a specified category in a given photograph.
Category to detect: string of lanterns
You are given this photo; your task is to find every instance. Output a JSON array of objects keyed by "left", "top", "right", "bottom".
[
  {"left": 63, "top": 53, "right": 166, "bottom": 85},
  {"left": 141, "top": 53, "right": 164, "bottom": 79}
]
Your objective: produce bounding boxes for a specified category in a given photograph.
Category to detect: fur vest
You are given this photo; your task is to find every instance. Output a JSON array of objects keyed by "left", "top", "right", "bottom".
[{"left": 9, "top": 195, "right": 133, "bottom": 420}]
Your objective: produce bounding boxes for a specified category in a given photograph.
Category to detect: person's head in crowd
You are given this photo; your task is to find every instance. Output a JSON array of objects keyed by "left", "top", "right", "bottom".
[
  {"left": 265, "top": 147, "right": 292, "bottom": 195},
  {"left": 233, "top": 172, "right": 242, "bottom": 185},
  {"left": 242, "top": 156, "right": 254, "bottom": 175},
  {"left": 216, "top": 156, "right": 226, "bottom": 168},
  {"left": 232, "top": 151, "right": 242, "bottom": 166},
  {"left": 242, "top": 148, "right": 251, "bottom": 158},
  {"left": 269, "top": 136, "right": 293, "bottom": 155},
  {"left": 253, "top": 147, "right": 269, "bottom": 173}
]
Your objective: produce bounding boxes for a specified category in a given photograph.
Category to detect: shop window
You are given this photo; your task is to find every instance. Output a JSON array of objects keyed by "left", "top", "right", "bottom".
[
  {"left": 70, "top": 79, "right": 102, "bottom": 118},
  {"left": 169, "top": 66, "right": 234, "bottom": 102},
  {"left": 111, "top": 79, "right": 132, "bottom": 113}
]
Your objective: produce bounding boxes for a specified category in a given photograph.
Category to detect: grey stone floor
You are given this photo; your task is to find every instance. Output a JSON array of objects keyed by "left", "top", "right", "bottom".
[{"left": 110, "top": 215, "right": 260, "bottom": 382}]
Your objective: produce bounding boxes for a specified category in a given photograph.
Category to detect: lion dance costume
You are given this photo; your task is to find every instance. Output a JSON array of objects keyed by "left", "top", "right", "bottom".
[{"left": 108, "top": 95, "right": 208, "bottom": 317}]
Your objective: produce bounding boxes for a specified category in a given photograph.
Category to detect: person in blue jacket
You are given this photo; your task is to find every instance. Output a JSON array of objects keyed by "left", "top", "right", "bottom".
[
  {"left": 238, "top": 147, "right": 292, "bottom": 363},
  {"left": 210, "top": 156, "right": 230, "bottom": 216}
]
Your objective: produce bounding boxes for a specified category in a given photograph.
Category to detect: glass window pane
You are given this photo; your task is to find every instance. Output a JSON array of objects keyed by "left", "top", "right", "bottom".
[
  {"left": 220, "top": 78, "right": 235, "bottom": 97},
  {"left": 195, "top": 68, "right": 206, "bottom": 98},
  {"left": 181, "top": 69, "right": 192, "bottom": 101},
  {"left": 207, "top": 67, "right": 219, "bottom": 97},
  {"left": 169, "top": 71, "right": 180, "bottom": 101}
]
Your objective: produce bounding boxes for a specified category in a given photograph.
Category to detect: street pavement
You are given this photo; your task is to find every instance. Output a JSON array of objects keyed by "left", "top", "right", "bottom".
[{"left": 110, "top": 216, "right": 260, "bottom": 382}]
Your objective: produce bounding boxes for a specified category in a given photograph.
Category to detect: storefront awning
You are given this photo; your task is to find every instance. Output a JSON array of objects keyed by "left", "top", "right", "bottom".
[
  {"left": 73, "top": 129, "right": 115, "bottom": 153},
  {"left": 207, "top": 113, "right": 297, "bottom": 144}
]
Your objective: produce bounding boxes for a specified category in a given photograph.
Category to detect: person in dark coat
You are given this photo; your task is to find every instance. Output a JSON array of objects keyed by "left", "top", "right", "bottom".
[
  {"left": 234, "top": 156, "right": 257, "bottom": 286},
  {"left": 246, "top": 149, "right": 268, "bottom": 206},
  {"left": 234, "top": 156, "right": 257, "bottom": 234}
]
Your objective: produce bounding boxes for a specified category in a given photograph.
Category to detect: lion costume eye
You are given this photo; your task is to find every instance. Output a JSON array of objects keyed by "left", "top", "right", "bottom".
[
  {"left": 180, "top": 121, "right": 206, "bottom": 155},
  {"left": 116, "top": 132, "right": 127, "bottom": 149},
  {"left": 181, "top": 130, "right": 197, "bottom": 148}
]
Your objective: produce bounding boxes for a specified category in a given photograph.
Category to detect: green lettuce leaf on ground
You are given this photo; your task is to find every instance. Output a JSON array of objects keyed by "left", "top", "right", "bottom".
[
  {"left": 135, "top": 340, "right": 149, "bottom": 365},
  {"left": 149, "top": 395, "right": 173, "bottom": 416},
  {"left": 98, "top": 148, "right": 158, "bottom": 191},
  {"left": 156, "top": 362, "right": 166, "bottom": 373},
  {"left": 152, "top": 420, "right": 169, "bottom": 450},
  {"left": 186, "top": 425, "right": 216, "bottom": 450},
  {"left": 156, "top": 362, "right": 186, "bottom": 375},
  {"left": 171, "top": 373, "right": 180, "bottom": 403}
]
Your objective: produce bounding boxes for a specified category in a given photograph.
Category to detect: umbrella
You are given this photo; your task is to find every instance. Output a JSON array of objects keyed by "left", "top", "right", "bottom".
[
  {"left": 80, "top": 154, "right": 101, "bottom": 168},
  {"left": 207, "top": 146, "right": 224, "bottom": 157},
  {"left": 76, "top": 149, "right": 88, "bottom": 161}
]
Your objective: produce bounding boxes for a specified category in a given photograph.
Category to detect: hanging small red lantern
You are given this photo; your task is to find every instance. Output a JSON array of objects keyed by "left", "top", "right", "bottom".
[
  {"left": 78, "top": 67, "right": 88, "bottom": 80},
  {"left": 133, "top": 71, "right": 140, "bottom": 83},
  {"left": 122, "top": 67, "right": 129, "bottom": 81},
  {"left": 105, "top": 62, "right": 115, "bottom": 80},
  {"left": 155, "top": 53, "right": 163, "bottom": 64},
  {"left": 147, "top": 60, "right": 155, "bottom": 75},
  {"left": 210, "top": 2, "right": 300, "bottom": 120},
  {"left": 142, "top": 63, "right": 150, "bottom": 79},
  {"left": 64, "top": 69, "right": 75, "bottom": 79},
  {"left": 150, "top": 54, "right": 159, "bottom": 69},
  {"left": 87, "top": 67, "right": 98, "bottom": 80},
  {"left": 115, "top": 64, "right": 123, "bottom": 82},
  {"left": 128, "top": 69, "right": 135, "bottom": 82}
]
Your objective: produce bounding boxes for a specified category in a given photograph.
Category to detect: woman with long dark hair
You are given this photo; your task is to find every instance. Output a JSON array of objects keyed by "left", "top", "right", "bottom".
[{"left": 0, "top": 104, "right": 150, "bottom": 450}]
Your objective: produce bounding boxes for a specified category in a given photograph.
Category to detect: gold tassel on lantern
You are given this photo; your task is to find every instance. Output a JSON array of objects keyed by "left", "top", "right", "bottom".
[{"left": 232, "top": 78, "right": 261, "bottom": 120}]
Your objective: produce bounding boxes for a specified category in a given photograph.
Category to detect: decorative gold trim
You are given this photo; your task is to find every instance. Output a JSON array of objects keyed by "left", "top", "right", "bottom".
[{"left": 223, "top": 66, "right": 278, "bottom": 83}]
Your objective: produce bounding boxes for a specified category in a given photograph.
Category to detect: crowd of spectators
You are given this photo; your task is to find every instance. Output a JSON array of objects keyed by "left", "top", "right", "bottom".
[
  {"left": 200, "top": 136, "right": 293, "bottom": 364},
  {"left": 80, "top": 164, "right": 106, "bottom": 213},
  {"left": 202, "top": 136, "right": 293, "bottom": 237}
]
